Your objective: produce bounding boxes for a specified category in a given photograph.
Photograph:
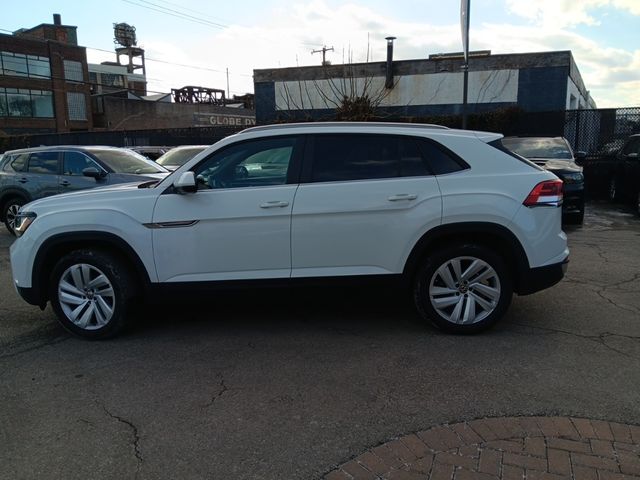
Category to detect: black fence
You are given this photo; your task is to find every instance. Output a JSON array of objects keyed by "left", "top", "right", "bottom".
[
  {"left": 2, "top": 107, "right": 638, "bottom": 158},
  {"left": 0, "top": 125, "right": 246, "bottom": 153},
  {"left": 563, "top": 107, "right": 640, "bottom": 156}
]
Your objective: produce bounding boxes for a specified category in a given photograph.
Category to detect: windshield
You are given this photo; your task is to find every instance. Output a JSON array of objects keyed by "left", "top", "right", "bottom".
[
  {"left": 157, "top": 147, "right": 207, "bottom": 167},
  {"left": 501, "top": 137, "right": 573, "bottom": 160},
  {"left": 88, "top": 148, "right": 167, "bottom": 174}
]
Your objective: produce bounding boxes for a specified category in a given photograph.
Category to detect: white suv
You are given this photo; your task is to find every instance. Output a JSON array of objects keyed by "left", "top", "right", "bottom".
[{"left": 10, "top": 123, "right": 569, "bottom": 339}]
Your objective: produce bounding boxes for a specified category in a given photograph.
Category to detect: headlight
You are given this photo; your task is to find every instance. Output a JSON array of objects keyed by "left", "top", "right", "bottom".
[
  {"left": 14, "top": 211, "right": 37, "bottom": 237},
  {"left": 560, "top": 172, "right": 584, "bottom": 184}
]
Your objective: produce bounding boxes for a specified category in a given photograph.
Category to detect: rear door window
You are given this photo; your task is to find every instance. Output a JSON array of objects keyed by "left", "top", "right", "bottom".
[
  {"left": 309, "top": 134, "right": 431, "bottom": 182},
  {"left": 27, "top": 152, "right": 59, "bottom": 174}
]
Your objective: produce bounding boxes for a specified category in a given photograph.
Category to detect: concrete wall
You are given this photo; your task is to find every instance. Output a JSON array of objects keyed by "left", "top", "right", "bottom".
[
  {"left": 254, "top": 51, "right": 592, "bottom": 123},
  {"left": 94, "top": 97, "right": 255, "bottom": 130}
]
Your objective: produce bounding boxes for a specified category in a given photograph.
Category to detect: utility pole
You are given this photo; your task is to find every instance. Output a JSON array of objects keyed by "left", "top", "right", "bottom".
[
  {"left": 312, "top": 45, "right": 334, "bottom": 66},
  {"left": 460, "top": 0, "right": 471, "bottom": 129},
  {"left": 226, "top": 67, "right": 230, "bottom": 104}
]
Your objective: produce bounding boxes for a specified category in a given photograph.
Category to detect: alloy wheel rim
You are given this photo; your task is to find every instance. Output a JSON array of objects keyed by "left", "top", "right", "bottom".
[
  {"left": 428, "top": 256, "right": 501, "bottom": 325},
  {"left": 6, "top": 204, "right": 20, "bottom": 231},
  {"left": 58, "top": 263, "right": 115, "bottom": 330}
]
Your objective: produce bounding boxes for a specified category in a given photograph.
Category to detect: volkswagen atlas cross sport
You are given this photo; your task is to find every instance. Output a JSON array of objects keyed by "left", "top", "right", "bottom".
[{"left": 10, "top": 122, "right": 569, "bottom": 339}]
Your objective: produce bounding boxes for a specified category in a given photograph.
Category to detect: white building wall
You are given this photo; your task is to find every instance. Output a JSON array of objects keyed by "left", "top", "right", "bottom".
[{"left": 274, "top": 70, "right": 519, "bottom": 111}]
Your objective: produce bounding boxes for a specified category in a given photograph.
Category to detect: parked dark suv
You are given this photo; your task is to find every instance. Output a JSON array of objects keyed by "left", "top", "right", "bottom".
[
  {"left": 584, "top": 134, "right": 640, "bottom": 214},
  {"left": 501, "top": 137, "right": 586, "bottom": 224},
  {"left": 0, "top": 146, "right": 169, "bottom": 234}
]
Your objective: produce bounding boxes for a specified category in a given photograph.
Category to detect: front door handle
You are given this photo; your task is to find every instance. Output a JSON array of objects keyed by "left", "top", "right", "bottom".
[
  {"left": 259, "top": 201, "right": 289, "bottom": 208},
  {"left": 388, "top": 194, "right": 417, "bottom": 202},
  {"left": 60, "top": 180, "right": 70, "bottom": 187},
  {"left": 18, "top": 177, "right": 28, "bottom": 184}
]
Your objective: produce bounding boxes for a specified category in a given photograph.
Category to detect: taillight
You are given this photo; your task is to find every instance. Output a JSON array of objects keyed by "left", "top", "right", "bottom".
[{"left": 523, "top": 180, "right": 563, "bottom": 207}]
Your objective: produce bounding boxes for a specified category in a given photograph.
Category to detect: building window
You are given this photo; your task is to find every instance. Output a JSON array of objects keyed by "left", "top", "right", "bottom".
[
  {"left": 27, "top": 55, "right": 51, "bottom": 78},
  {"left": 5, "top": 88, "right": 32, "bottom": 117},
  {"left": 1, "top": 52, "right": 28, "bottom": 77},
  {"left": 0, "top": 52, "right": 51, "bottom": 79},
  {"left": 64, "top": 60, "right": 84, "bottom": 83},
  {"left": 0, "top": 88, "right": 54, "bottom": 118},
  {"left": 66, "top": 92, "right": 87, "bottom": 120},
  {"left": 31, "top": 90, "right": 54, "bottom": 118},
  {"left": 101, "top": 73, "right": 125, "bottom": 88}
]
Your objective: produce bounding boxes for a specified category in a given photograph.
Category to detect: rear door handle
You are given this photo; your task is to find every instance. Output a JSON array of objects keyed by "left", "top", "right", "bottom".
[
  {"left": 259, "top": 201, "right": 289, "bottom": 208},
  {"left": 18, "top": 177, "right": 28, "bottom": 184},
  {"left": 388, "top": 194, "right": 417, "bottom": 202},
  {"left": 60, "top": 180, "right": 70, "bottom": 187}
]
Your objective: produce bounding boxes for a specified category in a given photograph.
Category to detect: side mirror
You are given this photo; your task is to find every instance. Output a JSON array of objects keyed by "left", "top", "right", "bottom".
[
  {"left": 174, "top": 171, "right": 197, "bottom": 194},
  {"left": 574, "top": 151, "right": 587, "bottom": 166},
  {"left": 82, "top": 167, "right": 106, "bottom": 179},
  {"left": 626, "top": 152, "right": 639, "bottom": 160}
]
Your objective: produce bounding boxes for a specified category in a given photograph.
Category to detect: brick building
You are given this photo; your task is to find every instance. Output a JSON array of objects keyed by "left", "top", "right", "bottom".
[{"left": 0, "top": 14, "right": 92, "bottom": 135}]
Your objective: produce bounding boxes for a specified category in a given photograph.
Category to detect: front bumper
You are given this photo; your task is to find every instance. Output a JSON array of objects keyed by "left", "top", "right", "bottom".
[
  {"left": 15, "top": 285, "right": 46, "bottom": 307},
  {"left": 516, "top": 257, "right": 569, "bottom": 295}
]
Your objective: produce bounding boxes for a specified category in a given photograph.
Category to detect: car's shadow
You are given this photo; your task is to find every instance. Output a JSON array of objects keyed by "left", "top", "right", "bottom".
[{"left": 128, "top": 284, "right": 426, "bottom": 338}]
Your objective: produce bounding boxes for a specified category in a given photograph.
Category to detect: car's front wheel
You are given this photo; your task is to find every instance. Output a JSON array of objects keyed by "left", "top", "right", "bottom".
[
  {"left": 413, "top": 244, "right": 513, "bottom": 333},
  {"left": 49, "top": 249, "right": 135, "bottom": 339}
]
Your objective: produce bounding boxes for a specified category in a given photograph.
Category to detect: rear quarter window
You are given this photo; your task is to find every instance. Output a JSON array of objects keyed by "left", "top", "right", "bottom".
[
  {"left": 416, "top": 138, "right": 469, "bottom": 175},
  {"left": 2, "top": 154, "right": 29, "bottom": 172}
]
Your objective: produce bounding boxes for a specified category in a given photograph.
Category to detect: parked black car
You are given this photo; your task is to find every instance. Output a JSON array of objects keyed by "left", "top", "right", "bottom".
[
  {"left": 501, "top": 136, "right": 586, "bottom": 224},
  {"left": 584, "top": 134, "right": 640, "bottom": 214},
  {"left": 0, "top": 146, "right": 169, "bottom": 234}
]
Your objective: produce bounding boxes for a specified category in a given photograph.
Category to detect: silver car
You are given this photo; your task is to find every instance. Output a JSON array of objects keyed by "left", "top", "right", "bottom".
[{"left": 0, "top": 146, "right": 169, "bottom": 234}]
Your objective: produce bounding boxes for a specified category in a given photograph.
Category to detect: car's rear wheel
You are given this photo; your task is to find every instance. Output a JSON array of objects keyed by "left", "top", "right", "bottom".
[
  {"left": 49, "top": 249, "right": 135, "bottom": 339},
  {"left": 2, "top": 197, "right": 26, "bottom": 235},
  {"left": 413, "top": 244, "right": 512, "bottom": 333}
]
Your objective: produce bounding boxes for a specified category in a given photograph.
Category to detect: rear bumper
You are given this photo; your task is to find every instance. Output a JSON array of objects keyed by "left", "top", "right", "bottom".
[{"left": 516, "top": 257, "right": 568, "bottom": 295}]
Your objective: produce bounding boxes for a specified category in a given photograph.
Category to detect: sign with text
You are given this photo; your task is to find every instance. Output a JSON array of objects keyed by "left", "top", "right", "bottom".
[{"left": 193, "top": 113, "right": 256, "bottom": 127}]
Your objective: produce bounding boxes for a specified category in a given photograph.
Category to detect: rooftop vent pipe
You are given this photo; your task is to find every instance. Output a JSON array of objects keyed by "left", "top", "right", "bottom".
[
  {"left": 385, "top": 36, "right": 396, "bottom": 89},
  {"left": 53, "top": 14, "right": 62, "bottom": 25}
]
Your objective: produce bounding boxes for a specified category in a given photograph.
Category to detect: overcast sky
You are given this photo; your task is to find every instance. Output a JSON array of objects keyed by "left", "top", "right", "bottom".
[{"left": 3, "top": 0, "right": 639, "bottom": 107}]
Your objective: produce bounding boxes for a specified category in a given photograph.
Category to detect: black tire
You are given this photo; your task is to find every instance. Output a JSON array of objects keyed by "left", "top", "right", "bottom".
[
  {"left": 413, "top": 244, "right": 513, "bottom": 334},
  {"left": 2, "top": 197, "right": 26, "bottom": 236},
  {"left": 49, "top": 249, "right": 136, "bottom": 339},
  {"left": 608, "top": 177, "right": 620, "bottom": 202},
  {"left": 564, "top": 209, "right": 585, "bottom": 225}
]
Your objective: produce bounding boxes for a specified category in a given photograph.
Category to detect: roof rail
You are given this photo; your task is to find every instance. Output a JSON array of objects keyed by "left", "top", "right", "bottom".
[{"left": 240, "top": 122, "right": 450, "bottom": 134}]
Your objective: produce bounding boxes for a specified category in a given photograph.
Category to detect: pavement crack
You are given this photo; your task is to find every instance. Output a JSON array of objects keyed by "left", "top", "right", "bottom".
[
  {"left": 511, "top": 323, "right": 640, "bottom": 360},
  {"left": 204, "top": 378, "right": 229, "bottom": 408},
  {"left": 0, "top": 335, "right": 70, "bottom": 360},
  {"left": 102, "top": 405, "right": 143, "bottom": 476}
]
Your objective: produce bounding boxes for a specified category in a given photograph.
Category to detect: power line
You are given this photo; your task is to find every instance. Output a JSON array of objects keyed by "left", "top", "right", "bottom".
[
  {"left": 121, "top": 0, "right": 228, "bottom": 30},
  {"left": 151, "top": 0, "right": 230, "bottom": 24},
  {"left": 85, "top": 46, "right": 253, "bottom": 78}
]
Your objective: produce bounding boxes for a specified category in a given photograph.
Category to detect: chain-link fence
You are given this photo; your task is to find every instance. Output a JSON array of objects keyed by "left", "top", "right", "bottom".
[{"left": 564, "top": 107, "right": 640, "bottom": 156}]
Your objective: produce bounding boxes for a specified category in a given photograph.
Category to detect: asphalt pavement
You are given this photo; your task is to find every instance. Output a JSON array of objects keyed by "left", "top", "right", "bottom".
[{"left": 1, "top": 201, "right": 639, "bottom": 480}]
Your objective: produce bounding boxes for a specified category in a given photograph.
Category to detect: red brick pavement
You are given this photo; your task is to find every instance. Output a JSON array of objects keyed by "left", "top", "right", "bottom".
[{"left": 324, "top": 417, "right": 640, "bottom": 480}]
